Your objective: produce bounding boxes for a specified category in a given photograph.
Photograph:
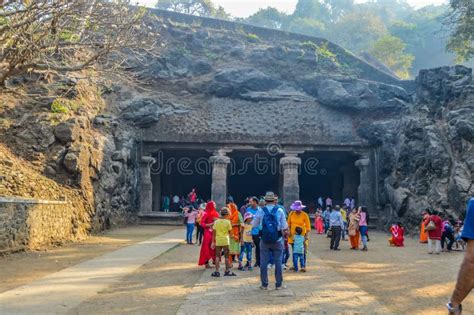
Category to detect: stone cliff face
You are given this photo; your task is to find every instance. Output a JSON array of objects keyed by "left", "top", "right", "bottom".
[{"left": 371, "top": 66, "right": 473, "bottom": 228}]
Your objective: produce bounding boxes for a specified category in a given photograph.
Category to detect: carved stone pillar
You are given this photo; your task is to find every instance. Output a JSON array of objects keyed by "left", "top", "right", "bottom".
[
  {"left": 280, "top": 154, "right": 301, "bottom": 210},
  {"left": 210, "top": 153, "right": 230, "bottom": 209},
  {"left": 355, "top": 157, "right": 371, "bottom": 209},
  {"left": 140, "top": 156, "right": 155, "bottom": 213}
]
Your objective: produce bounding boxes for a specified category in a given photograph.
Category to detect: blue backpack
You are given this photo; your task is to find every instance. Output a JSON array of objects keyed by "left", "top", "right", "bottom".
[{"left": 261, "top": 206, "right": 280, "bottom": 243}]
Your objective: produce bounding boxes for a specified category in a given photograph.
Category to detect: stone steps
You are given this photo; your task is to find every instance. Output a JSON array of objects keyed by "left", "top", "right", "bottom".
[{"left": 138, "top": 212, "right": 183, "bottom": 226}]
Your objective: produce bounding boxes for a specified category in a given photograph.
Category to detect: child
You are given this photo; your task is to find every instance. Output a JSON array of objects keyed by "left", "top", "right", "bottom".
[
  {"left": 238, "top": 212, "right": 253, "bottom": 271},
  {"left": 211, "top": 207, "right": 237, "bottom": 277},
  {"left": 292, "top": 226, "right": 306, "bottom": 272}
]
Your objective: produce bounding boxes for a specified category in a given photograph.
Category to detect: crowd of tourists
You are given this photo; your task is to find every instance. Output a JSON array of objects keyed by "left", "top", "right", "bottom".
[
  {"left": 161, "top": 188, "right": 205, "bottom": 212},
  {"left": 184, "top": 192, "right": 474, "bottom": 313},
  {"left": 419, "top": 208, "right": 466, "bottom": 254},
  {"left": 191, "top": 191, "right": 375, "bottom": 289}
]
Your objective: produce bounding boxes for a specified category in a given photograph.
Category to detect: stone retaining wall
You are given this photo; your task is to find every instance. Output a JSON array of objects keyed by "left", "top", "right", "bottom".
[{"left": 0, "top": 197, "right": 78, "bottom": 253}]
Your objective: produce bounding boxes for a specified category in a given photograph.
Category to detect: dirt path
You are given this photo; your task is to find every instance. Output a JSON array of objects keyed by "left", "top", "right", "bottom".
[
  {"left": 311, "top": 231, "right": 474, "bottom": 315},
  {"left": 69, "top": 242, "right": 204, "bottom": 315},
  {"left": 1, "top": 226, "right": 472, "bottom": 315},
  {"left": 0, "top": 225, "right": 174, "bottom": 293}
]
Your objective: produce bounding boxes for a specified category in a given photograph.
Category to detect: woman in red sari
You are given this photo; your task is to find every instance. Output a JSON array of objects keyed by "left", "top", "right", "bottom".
[
  {"left": 390, "top": 222, "right": 405, "bottom": 247},
  {"left": 198, "top": 201, "right": 219, "bottom": 268},
  {"left": 314, "top": 212, "right": 325, "bottom": 234}
]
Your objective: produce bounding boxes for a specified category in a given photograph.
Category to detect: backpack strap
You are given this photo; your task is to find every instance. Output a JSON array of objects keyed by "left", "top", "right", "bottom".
[{"left": 262, "top": 206, "right": 269, "bottom": 216}]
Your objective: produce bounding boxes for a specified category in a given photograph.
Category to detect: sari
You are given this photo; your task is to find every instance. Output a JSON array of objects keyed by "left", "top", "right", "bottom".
[
  {"left": 390, "top": 225, "right": 405, "bottom": 247},
  {"left": 198, "top": 201, "right": 218, "bottom": 266},
  {"left": 348, "top": 212, "right": 360, "bottom": 249},
  {"left": 420, "top": 221, "right": 428, "bottom": 243},
  {"left": 315, "top": 215, "right": 324, "bottom": 234},
  {"left": 228, "top": 202, "right": 243, "bottom": 256}
]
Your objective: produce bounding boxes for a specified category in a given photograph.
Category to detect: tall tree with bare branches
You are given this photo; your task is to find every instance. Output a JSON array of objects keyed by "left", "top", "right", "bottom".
[{"left": 0, "top": 0, "right": 155, "bottom": 89}]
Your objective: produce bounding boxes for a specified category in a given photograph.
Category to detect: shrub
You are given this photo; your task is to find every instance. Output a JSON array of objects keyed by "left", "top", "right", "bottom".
[
  {"left": 50, "top": 98, "right": 70, "bottom": 114},
  {"left": 246, "top": 33, "right": 260, "bottom": 42}
]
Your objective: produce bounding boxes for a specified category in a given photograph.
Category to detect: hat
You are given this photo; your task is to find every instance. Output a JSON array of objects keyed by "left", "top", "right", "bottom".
[
  {"left": 290, "top": 200, "right": 306, "bottom": 211},
  {"left": 264, "top": 191, "right": 276, "bottom": 202},
  {"left": 244, "top": 212, "right": 253, "bottom": 221}
]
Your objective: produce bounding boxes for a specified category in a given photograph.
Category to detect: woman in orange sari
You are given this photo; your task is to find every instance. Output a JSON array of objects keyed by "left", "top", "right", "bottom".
[
  {"left": 227, "top": 202, "right": 243, "bottom": 264},
  {"left": 420, "top": 210, "right": 429, "bottom": 243},
  {"left": 198, "top": 201, "right": 218, "bottom": 268}
]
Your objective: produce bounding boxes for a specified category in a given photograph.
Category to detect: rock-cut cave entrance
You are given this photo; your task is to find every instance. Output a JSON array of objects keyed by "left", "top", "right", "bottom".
[{"left": 149, "top": 147, "right": 360, "bottom": 212}]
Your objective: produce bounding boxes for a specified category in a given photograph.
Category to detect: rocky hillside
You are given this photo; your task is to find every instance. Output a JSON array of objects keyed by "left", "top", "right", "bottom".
[{"left": 0, "top": 9, "right": 473, "bottom": 236}]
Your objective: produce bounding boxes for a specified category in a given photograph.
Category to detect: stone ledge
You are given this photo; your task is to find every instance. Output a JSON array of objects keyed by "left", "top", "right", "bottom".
[{"left": 0, "top": 196, "right": 68, "bottom": 205}]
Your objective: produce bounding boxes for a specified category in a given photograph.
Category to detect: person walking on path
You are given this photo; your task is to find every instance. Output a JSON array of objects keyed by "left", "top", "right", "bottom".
[
  {"left": 227, "top": 201, "right": 243, "bottom": 265},
  {"left": 447, "top": 197, "right": 474, "bottom": 315},
  {"left": 329, "top": 205, "right": 343, "bottom": 250},
  {"left": 322, "top": 206, "right": 331, "bottom": 234},
  {"left": 358, "top": 206, "right": 369, "bottom": 251},
  {"left": 287, "top": 200, "right": 311, "bottom": 269},
  {"left": 315, "top": 211, "right": 325, "bottom": 234},
  {"left": 251, "top": 191, "right": 289, "bottom": 290},
  {"left": 348, "top": 208, "right": 360, "bottom": 250},
  {"left": 292, "top": 227, "right": 306, "bottom": 272},
  {"left": 420, "top": 209, "right": 429, "bottom": 243},
  {"left": 245, "top": 196, "right": 262, "bottom": 267},
  {"left": 195, "top": 203, "right": 205, "bottom": 245},
  {"left": 198, "top": 201, "right": 219, "bottom": 268},
  {"left": 183, "top": 206, "right": 198, "bottom": 244},
  {"left": 424, "top": 210, "right": 443, "bottom": 254},
  {"left": 239, "top": 212, "right": 254, "bottom": 271},
  {"left": 211, "top": 207, "right": 237, "bottom": 277}
]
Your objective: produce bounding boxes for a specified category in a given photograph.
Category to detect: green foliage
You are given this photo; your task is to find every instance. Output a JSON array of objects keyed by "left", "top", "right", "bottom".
[
  {"left": 241, "top": 0, "right": 456, "bottom": 76},
  {"left": 50, "top": 98, "right": 71, "bottom": 114},
  {"left": 369, "top": 35, "right": 414, "bottom": 79},
  {"left": 300, "top": 41, "right": 339, "bottom": 66},
  {"left": 444, "top": 0, "right": 474, "bottom": 62},
  {"left": 246, "top": 7, "right": 288, "bottom": 29},
  {"left": 58, "top": 30, "right": 80, "bottom": 43},
  {"left": 246, "top": 33, "right": 260, "bottom": 42}
]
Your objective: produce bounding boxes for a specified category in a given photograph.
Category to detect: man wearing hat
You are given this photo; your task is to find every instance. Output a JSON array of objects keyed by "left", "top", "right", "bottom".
[
  {"left": 251, "top": 191, "right": 289, "bottom": 290},
  {"left": 288, "top": 200, "right": 311, "bottom": 272}
]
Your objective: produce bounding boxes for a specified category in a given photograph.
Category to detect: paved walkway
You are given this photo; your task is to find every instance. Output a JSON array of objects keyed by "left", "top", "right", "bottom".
[
  {"left": 178, "top": 250, "right": 393, "bottom": 315},
  {"left": 0, "top": 229, "right": 183, "bottom": 315}
]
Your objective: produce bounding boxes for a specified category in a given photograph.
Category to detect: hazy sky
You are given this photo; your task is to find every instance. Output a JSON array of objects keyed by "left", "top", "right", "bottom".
[{"left": 140, "top": 0, "right": 449, "bottom": 17}]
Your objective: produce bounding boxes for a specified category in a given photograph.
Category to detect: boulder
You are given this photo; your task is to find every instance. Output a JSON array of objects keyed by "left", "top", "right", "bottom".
[
  {"left": 120, "top": 98, "right": 189, "bottom": 128},
  {"left": 298, "top": 75, "right": 410, "bottom": 111},
  {"left": 63, "top": 152, "right": 79, "bottom": 173},
  {"left": 208, "top": 68, "right": 281, "bottom": 98},
  {"left": 54, "top": 119, "right": 80, "bottom": 144}
]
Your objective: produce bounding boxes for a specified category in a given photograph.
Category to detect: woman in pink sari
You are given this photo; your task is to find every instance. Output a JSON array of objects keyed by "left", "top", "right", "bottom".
[{"left": 198, "top": 201, "right": 219, "bottom": 268}]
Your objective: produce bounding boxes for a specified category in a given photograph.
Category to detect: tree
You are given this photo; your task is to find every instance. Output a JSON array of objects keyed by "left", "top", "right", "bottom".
[
  {"left": 444, "top": 0, "right": 474, "bottom": 62},
  {"left": 329, "top": 12, "right": 387, "bottom": 53},
  {"left": 156, "top": 0, "right": 216, "bottom": 17},
  {"left": 213, "top": 6, "right": 230, "bottom": 20},
  {"left": 0, "top": 0, "right": 153, "bottom": 88},
  {"left": 369, "top": 35, "right": 415, "bottom": 79},
  {"left": 246, "top": 7, "right": 288, "bottom": 30}
]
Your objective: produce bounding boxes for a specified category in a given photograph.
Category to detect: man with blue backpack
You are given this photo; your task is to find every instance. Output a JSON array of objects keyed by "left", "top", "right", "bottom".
[{"left": 251, "top": 191, "right": 289, "bottom": 290}]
